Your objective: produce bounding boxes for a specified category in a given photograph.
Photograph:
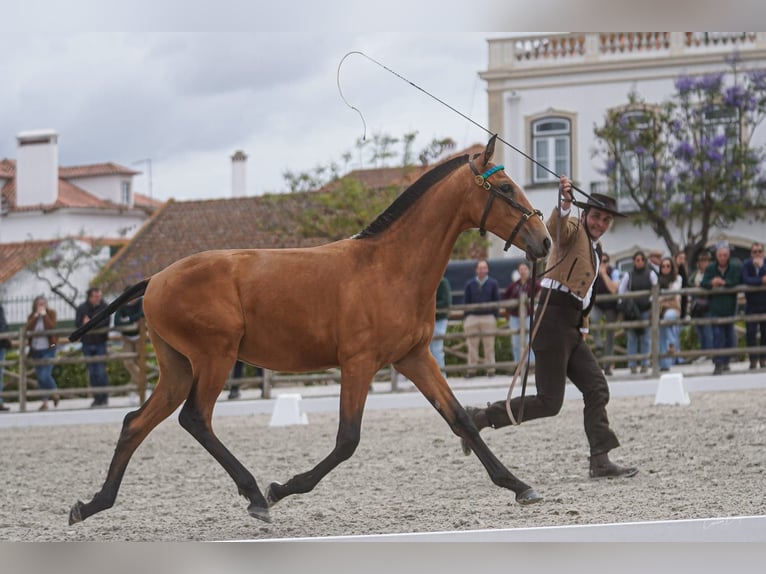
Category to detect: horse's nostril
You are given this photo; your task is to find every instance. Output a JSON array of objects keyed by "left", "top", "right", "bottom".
[{"left": 543, "top": 237, "right": 552, "bottom": 253}]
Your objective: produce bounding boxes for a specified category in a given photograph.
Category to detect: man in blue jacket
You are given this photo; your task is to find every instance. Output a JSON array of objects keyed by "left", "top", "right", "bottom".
[{"left": 463, "top": 260, "right": 500, "bottom": 377}]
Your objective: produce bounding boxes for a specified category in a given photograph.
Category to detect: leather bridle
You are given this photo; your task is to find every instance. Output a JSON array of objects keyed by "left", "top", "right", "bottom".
[{"left": 469, "top": 157, "right": 543, "bottom": 252}]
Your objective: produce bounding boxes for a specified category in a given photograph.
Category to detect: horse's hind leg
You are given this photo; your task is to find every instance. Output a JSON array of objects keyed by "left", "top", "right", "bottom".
[
  {"left": 266, "top": 359, "right": 375, "bottom": 507},
  {"left": 395, "top": 348, "right": 542, "bottom": 505},
  {"left": 69, "top": 334, "right": 193, "bottom": 524},
  {"left": 177, "top": 356, "right": 271, "bottom": 523}
]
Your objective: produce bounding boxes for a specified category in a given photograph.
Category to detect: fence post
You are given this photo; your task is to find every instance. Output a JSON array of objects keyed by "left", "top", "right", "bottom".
[
  {"left": 261, "top": 368, "right": 272, "bottom": 399},
  {"left": 650, "top": 282, "right": 661, "bottom": 375},
  {"left": 18, "top": 325, "right": 28, "bottom": 412}
]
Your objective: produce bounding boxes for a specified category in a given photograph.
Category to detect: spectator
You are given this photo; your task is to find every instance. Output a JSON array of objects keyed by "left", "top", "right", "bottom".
[
  {"left": 701, "top": 243, "right": 742, "bottom": 375},
  {"left": 0, "top": 303, "right": 11, "bottom": 412},
  {"left": 618, "top": 250, "right": 657, "bottom": 374},
  {"left": 591, "top": 252, "right": 620, "bottom": 375},
  {"left": 657, "top": 256, "right": 682, "bottom": 371},
  {"left": 688, "top": 250, "right": 714, "bottom": 358},
  {"left": 115, "top": 296, "right": 144, "bottom": 395},
  {"left": 502, "top": 262, "right": 539, "bottom": 367},
  {"left": 76, "top": 287, "right": 111, "bottom": 407},
  {"left": 228, "top": 360, "right": 244, "bottom": 400},
  {"left": 26, "top": 296, "right": 60, "bottom": 411},
  {"left": 675, "top": 251, "right": 690, "bottom": 321},
  {"left": 648, "top": 249, "right": 663, "bottom": 274},
  {"left": 429, "top": 275, "right": 452, "bottom": 378},
  {"left": 742, "top": 242, "right": 766, "bottom": 369},
  {"left": 463, "top": 259, "right": 500, "bottom": 377}
]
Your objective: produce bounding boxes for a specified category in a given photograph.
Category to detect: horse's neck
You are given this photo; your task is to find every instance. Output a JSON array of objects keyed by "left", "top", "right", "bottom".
[{"left": 373, "top": 179, "right": 470, "bottom": 291}]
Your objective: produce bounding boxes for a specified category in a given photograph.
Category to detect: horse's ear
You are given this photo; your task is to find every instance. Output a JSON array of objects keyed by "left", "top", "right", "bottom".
[{"left": 483, "top": 134, "right": 497, "bottom": 165}]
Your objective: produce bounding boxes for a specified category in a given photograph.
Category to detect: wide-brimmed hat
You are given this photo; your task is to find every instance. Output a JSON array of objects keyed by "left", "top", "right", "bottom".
[{"left": 573, "top": 193, "right": 626, "bottom": 217}]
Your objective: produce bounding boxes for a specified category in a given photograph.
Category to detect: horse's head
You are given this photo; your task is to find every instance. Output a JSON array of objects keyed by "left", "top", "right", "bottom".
[{"left": 467, "top": 135, "right": 551, "bottom": 261}]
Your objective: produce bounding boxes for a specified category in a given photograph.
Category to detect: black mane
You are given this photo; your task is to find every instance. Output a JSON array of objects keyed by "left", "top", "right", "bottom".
[{"left": 353, "top": 154, "right": 469, "bottom": 239}]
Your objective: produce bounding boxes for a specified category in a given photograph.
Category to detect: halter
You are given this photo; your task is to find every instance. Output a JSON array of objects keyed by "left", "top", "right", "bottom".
[{"left": 469, "top": 158, "right": 543, "bottom": 252}]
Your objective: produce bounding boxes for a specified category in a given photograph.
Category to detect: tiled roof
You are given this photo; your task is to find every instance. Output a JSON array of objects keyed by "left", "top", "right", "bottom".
[
  {"left": 0, "top": 158, "right": 159, "bottom": 212},
  {"left": 59, "top": 162, "right": 141, "bottom": 178},
  {"left": 98, "top": 144, "right": 487, "bottom": 292},
  {"left": 0, "top": 240, "right": 59, "bottom": 284},
  {"left": 98, "top": 192, "right": 341, "bottom": 291}
]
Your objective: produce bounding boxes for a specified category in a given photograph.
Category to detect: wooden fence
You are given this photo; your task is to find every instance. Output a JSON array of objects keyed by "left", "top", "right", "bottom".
[{"left": 1, "top": 284, "right": 764, "bottom": 412}]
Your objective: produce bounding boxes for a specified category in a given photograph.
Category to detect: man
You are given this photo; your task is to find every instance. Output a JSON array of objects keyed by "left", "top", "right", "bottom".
[
  {"left": 461, "top": 177, "right": 638, "bottom": 479},
  {"left": 701, "top": 242, "right": 742, "bottom": 375},
  {"left": 75, "top": 287, "right": 111, "bottom": 407},
  {"left": 502, "top": 262, "right": 539, "bottom": 367},
  {"left": 590, "top": 252, "right": 620, "bottom": 375},
  {"left": 648, "top": 249, "right": 663, "bottom": 274},
  {"left": 462, "top": 260, "right": 500, "bottom": 377},
  {"left": 429, "top": 275, "right": 452, "bottom": 378},
  {"left": 688, "top": 250, "right": 714, "bottom": 357},
  {"left": 741, "top": 242, "right": 766, "bottom": 369}
]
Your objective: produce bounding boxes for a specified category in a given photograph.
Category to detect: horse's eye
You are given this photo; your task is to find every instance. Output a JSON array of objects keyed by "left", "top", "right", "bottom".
[{"left": 500, "top": 183, "right": 513, "bottom": 194}]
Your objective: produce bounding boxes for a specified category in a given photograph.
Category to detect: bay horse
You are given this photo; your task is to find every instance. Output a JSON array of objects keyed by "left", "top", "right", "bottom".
[{"left": 68, "top": 135, "right": 551, "bottom": 526}]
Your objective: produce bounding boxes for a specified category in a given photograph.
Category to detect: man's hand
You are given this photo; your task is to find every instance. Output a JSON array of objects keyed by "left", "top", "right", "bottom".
[{"left": 559, "top": 175, "right": 573, "bottom": 205}]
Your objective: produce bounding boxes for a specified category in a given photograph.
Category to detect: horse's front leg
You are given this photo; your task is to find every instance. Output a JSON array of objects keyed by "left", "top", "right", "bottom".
[
  {"left": 266, "top": 359, "right": 376, "bottom": 507},
  {"left": 394, "top": 348, "right": 542, "bottom": 505}
]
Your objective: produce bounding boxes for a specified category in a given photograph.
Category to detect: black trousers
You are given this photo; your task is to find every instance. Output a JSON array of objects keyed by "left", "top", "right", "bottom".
[{"left": 485, "top": 290, "right": 620, "bottom": 455}]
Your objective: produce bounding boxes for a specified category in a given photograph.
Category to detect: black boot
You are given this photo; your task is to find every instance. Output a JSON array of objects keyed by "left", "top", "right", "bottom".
[
  {"left": 589, "top": 452, "right": 638, "bottom": 479},
  {"left": 460, "top": 405, "right": 490, "bottom": 456}
]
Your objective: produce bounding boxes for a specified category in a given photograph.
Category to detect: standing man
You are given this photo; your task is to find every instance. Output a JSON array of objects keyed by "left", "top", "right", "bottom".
[
  {"left": 741, "top": 242, "right": 766, "bottom": 369},
  {"left": 702, "top": 242, "right": 742, "bottom": 375},
  {"left": 429, "top": 275, "right": 452, "bottom": 378},
  {"left": 462, "top": 260, "right": 500, "bottom": 378},
  {"left": 76, "top": 287, "right": 111, "bottom": 407},
  {"left": 461, "top": 177, "right": 637, "bottom": 479},
  {"left": 689, "top": 250, "right": 714, "bottom": 357},
  {"left": 591, "top": 252, "right": 621, "bottom": 376},
  {"left": 502, "top": 262, "right": 539, "bottom": 367}
]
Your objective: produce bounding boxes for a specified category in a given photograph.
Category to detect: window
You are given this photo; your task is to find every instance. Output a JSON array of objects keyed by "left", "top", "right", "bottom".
[
  {"left": 702, "top": 105, "right": 740, "bottom": 164},
  {"left": 531, "top": 117, "right": 571, "bottom": 183},
  {"left": 121, "top": 181, "right": 132, "bottom": 205},
  {"left": 614, "top": 110, "right": 654, "bottom": 202}
]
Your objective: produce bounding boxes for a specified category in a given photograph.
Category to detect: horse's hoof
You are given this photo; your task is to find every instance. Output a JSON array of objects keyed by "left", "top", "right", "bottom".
[
  {"left": 69, "top": 500, "right": 84, "bottom": 525},
  {"left": 266, "top": 482, "right": 282, "bottom": 507},
  {"left": 247, "top": 503, "right": 272, "bottom": 523},
  {"left": 515, "top": 488, "right": 543, "bottom": 505}
]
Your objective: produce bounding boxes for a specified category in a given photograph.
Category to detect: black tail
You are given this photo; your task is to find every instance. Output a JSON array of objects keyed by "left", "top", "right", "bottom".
[{"left": 69, "top": 279, "right": 150, "bottom": 342}]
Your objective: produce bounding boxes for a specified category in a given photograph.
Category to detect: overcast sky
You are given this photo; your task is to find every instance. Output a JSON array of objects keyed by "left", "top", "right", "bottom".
[
  {"left": 3, "top": 0, "right": 762, "bottom": 203},
  {"left": 1, "top": 32, "right": 513, "bottom": 202}
]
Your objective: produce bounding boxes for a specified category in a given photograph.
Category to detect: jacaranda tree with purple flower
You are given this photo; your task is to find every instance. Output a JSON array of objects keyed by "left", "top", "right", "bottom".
[{"left": 594, "top": 54, "right": 766, "bottom": 261}]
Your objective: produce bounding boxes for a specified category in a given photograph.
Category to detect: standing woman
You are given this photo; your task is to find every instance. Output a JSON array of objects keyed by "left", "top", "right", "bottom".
[
  {"left": 657, "top": 256, "right": 682, "bottom": 371},
  {"left": 618, "top": 251, "right": 657, "bottom": 374},
  {"left": 26, "top": 296, "right": 60, "bottom": 410}
]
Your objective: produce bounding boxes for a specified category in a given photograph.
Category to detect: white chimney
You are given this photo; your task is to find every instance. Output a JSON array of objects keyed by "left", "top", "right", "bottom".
[
  {"left": 16, "top": 129, "right": 59, "bottom": 207},
  {"left": 231, "top": 150, "right": 247, "bottom": 197}
]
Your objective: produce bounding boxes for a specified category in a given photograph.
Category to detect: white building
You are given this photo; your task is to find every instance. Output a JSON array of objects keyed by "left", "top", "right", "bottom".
[
  {"left": 0, "top": 130, "right": 161, "bottom": 322},
  {"left": 480, "top": 32, "right": 766, "bottom": 268}
]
